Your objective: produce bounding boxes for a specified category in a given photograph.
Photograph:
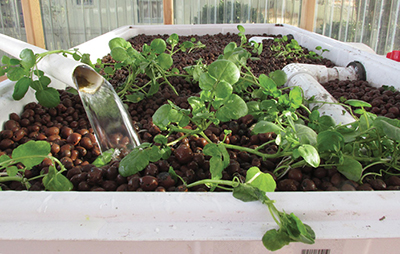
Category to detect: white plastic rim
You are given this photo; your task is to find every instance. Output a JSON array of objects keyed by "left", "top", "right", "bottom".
[{"left": 1, "top": 24, "right": 400, "bottom": 253}]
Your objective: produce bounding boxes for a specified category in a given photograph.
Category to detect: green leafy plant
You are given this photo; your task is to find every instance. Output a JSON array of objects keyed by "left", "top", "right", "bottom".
[
  {"left": 307, "top": 46, "right": 330, "bottom": 60},
  {"left": 271, "top": 36, "right": 329, "bottom": 60},
  {"left": 0, "top": 140, "right": 73, "bottom": 191},
  {"left": 308, "top": 99, "right": 400, "bottom": 182},
  {"left": 116, "top": 25, "right": 318, "bottom": 251},
  {"left": 0, "top": 48, "right": 92, "bottom": 108},
  {"left": 108, "top": 34, "right": 205, "bottom": 102}
]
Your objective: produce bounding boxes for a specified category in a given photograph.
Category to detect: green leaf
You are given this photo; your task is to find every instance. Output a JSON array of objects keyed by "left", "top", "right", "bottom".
[
  {"left": 0, "top": 154, "right": 11, "bottom": 165},
  {"left": 160, "top": 146, "right": 172, "bottom": 160},
  {"left": 125, "top": 92, "right": 145, "bottom": 103},
  {"left": 216, "top": 94, "right": 248, "bottom": 121},
  {"left": 346, "top": 99, "right": 372, "bottom": 108},
  {"left": 6, "top": 166, "right": 19, "bottom": 177},
  {"left": 208, "top": 59, "right": 240, "bottom": 85},
  {"left": 285, "top": 213, "right": 315, "bottom": 244},
  {"left": 168, "top": 166, "right": 179, "bottom": 182},
  {"left": 209, "top": 156, "right": 223, "bottom": 181},
  {"left": 317, "top": 130, "right": 344, "bottom": 153},
  {"left": 154, "top": 134, "right": 168, "bottom": 145},
  {"left": 179, "top": 115, "right": 190, "bottom": 127},
  {"left": 296, "top": 144, "right": 320, "bottom": 168},
  {"left": 42, "top": 165, "right": 73, "bottom": 191},
  {"left": 289, "top": 86, "right": 303, "bottom": 109},
  {"left": 92, "top": 149, "right": 115, "bottom": 167},
  {"left": 12, "top": 77, "right": 31, "bottom": 100},
  {"left": 66, "top": 87, "right": 78, "bottom": 95},
  {"left": 12, "top": 140, "right": 50, "bottom": 168},
  {"left": 148, "top": 145, "right": 162, "bottom": 162},
  {"left": 19, "top": 49, "right": 36, "bottom": 69},
  {"left": 111, "top": 47, "right": 129, "bottom": 62},
  {"left": 373, "top": 117, "right": 400, "bottom": 140},
  {"left": 9, "top": 58, "right": 20, "bottom": 65},
  {"left": 218, "top": 144, "right": 230, "bottom": 168},
  {"left": 72, "top": 53, "right": 81, "bottom": 61},
  {"left": 150, "top": 38, "right": 167, "bottom": 54},
  {"left": 246, "top": 166, "right": 276, "bottom": 192},
  {"left": 118, "top": 143, "right": 151, "bottom": 177},
  {"left": 203, "top": 143, "right": 220, "bottom": 157},
  {"left": 223, "top": 42, "right": 237, "bottom": 54},
  {"left": 168, "top": 108, "right": 182, "bottom": 123},
  {"left": 180, "top": 41, "right": 194, "bottom": 51},
  {"left": 337, "top": 157, "right": 362, "bottom": 181},
  {"left": 232, "top": 184, "right": 260, "bottom": 202},
  {"left": 237, "top": 24, "right": 245, "bottom": 33},
  {"left": 35, "top": 87, "right": 60, "bottom": 108},
  {"left": 148, "top": 81, "right": 161, "bottom": 96},
  {"left": 246, "top": 101, "right": 260, "bottom": 113},
  {"left": 252, "top": 121, "right": 282, "bottom": 134},
  {"left": 1, "top": 55, "right": 10, "bottom": 64},
  {"left": 167, "top": 33, "right": 179, "bottom": 46},
  {"left": 39, "top": 75, "right": 51, "bottom": 87},
  {"left": 7, "top": 66, "right": 26, "bottom": 81},
  {"left": 295, "top": 124, "right": 317, "bottom": 145},
  {"left": 199, "top": 72, "right": 216, "bottom": 90},
  {"left": 215, "top": 81, "right": 233, "bottom": 99},
  {"left": 157, "top": 53, "right": 173, "bottom": 70},
  {"left": 262, "top": 229, "right": 291, "bottom": 251},
  {"left": 269, "top": 70, "right": 287, "bottom": 86},
  {"left": 188, "top": 96, "right": 205, "bottom": 115},
  {"left": 80, "top": 53, "right": 92, "bottom": 65},
  {"left": 259, "top": 74, "right": 277, "bottom": 91},
  {"left": 33, "top": 69, "right": 44, "bottom": 77},
  {"left": 152, "top": 104, "right": 171, "bottom": 130},
  {"left": 316, "top": 115, "right": 336, "bottom": 131},
  {"left": 109, "top": 37, "right": 131, "bottom": 50},
  {"left": 103, "top": 66, "right": 114, "bottom": 74}
]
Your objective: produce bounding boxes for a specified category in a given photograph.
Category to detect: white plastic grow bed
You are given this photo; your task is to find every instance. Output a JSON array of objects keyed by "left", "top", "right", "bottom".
[{"left": 1, "top": 24, "right": 400, "bottom": 254}]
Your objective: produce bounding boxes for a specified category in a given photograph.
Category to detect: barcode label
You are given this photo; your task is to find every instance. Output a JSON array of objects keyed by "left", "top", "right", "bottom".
[{"left": 301, "top": 249, "right": 331, "bottom": 254}]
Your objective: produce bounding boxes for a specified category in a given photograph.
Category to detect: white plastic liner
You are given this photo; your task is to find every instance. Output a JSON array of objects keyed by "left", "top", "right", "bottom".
[{"left": 1, "top": 24, "right": 400, "bottom": 253}]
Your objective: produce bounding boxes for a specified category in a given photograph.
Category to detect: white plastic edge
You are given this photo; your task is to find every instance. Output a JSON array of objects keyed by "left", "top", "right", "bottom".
[{"left": 0, "top": 191, "right": 399, "bottom": 241}]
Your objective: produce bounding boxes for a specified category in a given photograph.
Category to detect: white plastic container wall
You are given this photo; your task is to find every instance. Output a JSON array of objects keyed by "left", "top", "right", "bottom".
[{"left": 1, "top": 24, "right": 400, "bottom": 254}]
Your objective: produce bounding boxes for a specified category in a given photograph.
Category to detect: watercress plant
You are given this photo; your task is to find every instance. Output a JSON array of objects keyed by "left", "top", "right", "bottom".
[
  {"left": 270, "top": 35, "right": 329, "bottom": 60},
  {"left": 0, "top": 140, "right": 72, "bottom": 191},
  {"left": 0, "top": 48, "right": 93, "bottom": 108},
  {"left": 108, "top": 34, "right": 205, "bottom": 102}
]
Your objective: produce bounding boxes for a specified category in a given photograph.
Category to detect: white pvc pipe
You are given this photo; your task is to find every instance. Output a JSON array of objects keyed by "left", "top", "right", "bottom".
[
  {"left": 0, "top": 33, "right": 88, "bottom": 89},
  {"left": 291, "top": 63, "right": 358, "bottom": 84},
  {"left": 282, "top": 63, "right": 357, "bottom": 125}
]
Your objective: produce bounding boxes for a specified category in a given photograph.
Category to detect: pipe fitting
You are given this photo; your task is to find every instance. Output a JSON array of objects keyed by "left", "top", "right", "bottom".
[{"left": 282, "top": 63, "right": 357, "bottom": 125}]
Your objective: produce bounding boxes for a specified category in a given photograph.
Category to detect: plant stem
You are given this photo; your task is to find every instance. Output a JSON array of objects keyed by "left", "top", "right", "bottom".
[
  {"left": 0, "top": 176, "right": 23, "bottom": 183},
  {"left": 185, "top": 178, "right": 238, "bottom": 189},
  {"left": 223, "top": 143, "right": 291, "bottom": 160},
  {"left": 154, "top": 64, "right": 179, "bottom": 95}
]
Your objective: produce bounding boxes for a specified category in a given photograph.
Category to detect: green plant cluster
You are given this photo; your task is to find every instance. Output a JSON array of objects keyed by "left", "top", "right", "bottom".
[
  {"left": 0, "top": 140, "right": 72, "bottom": 191},
  {"left": 0, "top": 48, "right": 92, "bottom": 108},
  {"left": 108, "top": 34, "right": 205, "bottom": 103},
  {"left": 271, "top": 35, "right": 329, "bottom": 60}
]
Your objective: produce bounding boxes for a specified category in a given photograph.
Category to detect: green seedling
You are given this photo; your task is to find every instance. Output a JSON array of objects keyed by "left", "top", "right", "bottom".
[
  {"left": 271, "top": 36, "right": 328, "bottom": 60},
  {"left": 0, "top": 140, "right": 73, "bottom": 191},
  {"left": 108, "top": 34, "right": 205, "bottom": 102},
  {"left": 0, "top": 48, "right": 93, "bottom": 108}
]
